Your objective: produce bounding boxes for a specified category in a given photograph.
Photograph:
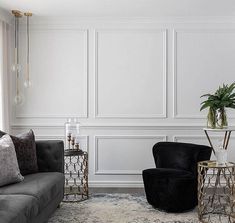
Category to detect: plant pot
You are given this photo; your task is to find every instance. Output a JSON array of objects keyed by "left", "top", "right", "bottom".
[
  {"left": 207, "top": 107, "right": 216, "bottom": 129},
  {"left": 216, "top": 108, "right": 228, "bottom": 129},
  {"left": 207, "top": 107, "right": 228, "bottom": 129}
]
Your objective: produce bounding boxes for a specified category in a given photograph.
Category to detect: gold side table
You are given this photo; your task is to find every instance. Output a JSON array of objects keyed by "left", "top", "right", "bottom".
[
  {"left": 63, "top": 149, "right": 88, "bottom": 202},
  {"left": 198, "top": 161, "right": 235, "bottom": 223}
]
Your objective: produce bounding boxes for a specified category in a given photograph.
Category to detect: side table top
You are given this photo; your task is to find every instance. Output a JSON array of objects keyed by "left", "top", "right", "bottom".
[
  {"left": 203, "top": 127, "right": 235, "bottom": 132},
  {"left": 64, "top": 149, "right": 87, "bottom": 156},
  {"left": 198, "top": 160, "right": 235, "bottom": 168}
]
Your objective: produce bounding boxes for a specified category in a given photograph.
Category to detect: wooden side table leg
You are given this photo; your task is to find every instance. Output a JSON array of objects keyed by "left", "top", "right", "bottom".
[
  {"left": 225, "top": 131, "right": 232, "bottom": 150},
  {"left": 223, "top": 131, "right": 228, "bottom": 149}
]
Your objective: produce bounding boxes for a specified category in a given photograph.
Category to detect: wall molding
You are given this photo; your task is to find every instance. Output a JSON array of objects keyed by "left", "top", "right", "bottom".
[
  {"left": 94, "top": 28, "right": 167, "bottom": 119},
  {"left": 27, "top": 16, "right": 235, "bottom": 26},
  {"left": 12, "top": 123, "right": 235, "bottom": 130},
  {"left": 173, "top": 28, "right": 235, "bottom": 119},
  {"left": 94, "top": 135, "right": 166, "bottom": 175},
  {"left": 15, "top": 28, "right": 89, "bottom": 119}
]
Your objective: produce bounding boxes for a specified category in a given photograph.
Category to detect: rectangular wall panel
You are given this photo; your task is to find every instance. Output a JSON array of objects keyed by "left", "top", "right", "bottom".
[
  {"left": 95, "top": 29, "right": 167, "bottom": 118},
  {"left": 94, "top": 135, "right": 166, "bottom": 175},
  {"left": 173, "top": 29, "right": 235, "bottom": 118},
  {"left": 16, "top": 29, "right": 88, "bottom": 118}
]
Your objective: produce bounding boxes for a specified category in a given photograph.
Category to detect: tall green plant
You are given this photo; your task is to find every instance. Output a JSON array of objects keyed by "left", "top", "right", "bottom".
[{"left": 200, "top": 82, "right": 235, "bottom": 128}]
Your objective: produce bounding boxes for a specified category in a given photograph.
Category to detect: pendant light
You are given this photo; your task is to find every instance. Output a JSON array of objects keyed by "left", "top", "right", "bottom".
[
  {"left": 12, "top": 10, "right": 23, "bottom": 105},
  {"left": 24, "top": 12, "right": 32, "bottom": 88}
]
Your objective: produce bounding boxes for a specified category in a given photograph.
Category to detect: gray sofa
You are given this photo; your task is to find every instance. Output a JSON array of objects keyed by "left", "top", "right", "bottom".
[{"left": 0, "top": 140, "right": 65, "bottom": 223}]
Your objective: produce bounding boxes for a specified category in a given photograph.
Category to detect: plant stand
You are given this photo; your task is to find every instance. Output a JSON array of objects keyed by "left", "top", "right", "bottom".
[{"left": 203, "top": 128, "right": 235, "bottom": 155}]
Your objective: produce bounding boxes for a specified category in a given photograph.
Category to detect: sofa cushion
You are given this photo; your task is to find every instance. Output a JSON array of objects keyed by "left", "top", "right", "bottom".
[
  {"left": 0, "top": 194, "right": 39, "bottom": 223},
  {"left": 0, "top": 135, "right": 24, "bottom": 187},
  {"left": 0, "top": 172, "right": 64, "bottom": 211},
  {"left": 0, "top": 130, "right": 38, "bottom": 175}
]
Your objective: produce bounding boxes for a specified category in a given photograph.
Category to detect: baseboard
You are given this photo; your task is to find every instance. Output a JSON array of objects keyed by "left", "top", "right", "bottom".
[{"left": 88, "top": 181, "right": 144, "bottom": 188}]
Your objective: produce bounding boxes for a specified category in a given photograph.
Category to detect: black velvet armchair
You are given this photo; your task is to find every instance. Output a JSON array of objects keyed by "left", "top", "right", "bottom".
[{"left": 142, "top": 142, "right": 211, "bottom": 213}]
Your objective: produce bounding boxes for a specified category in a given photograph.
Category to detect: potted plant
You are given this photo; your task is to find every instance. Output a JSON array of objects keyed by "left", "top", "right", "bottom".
[{"left": 200, "top": 83, "right": 235, "bottom": 129}]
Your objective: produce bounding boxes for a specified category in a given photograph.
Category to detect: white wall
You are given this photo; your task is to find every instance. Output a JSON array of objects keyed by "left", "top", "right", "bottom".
[
  {"left": 0, "top": 8, "right": 11, "bottom": 24},
  {"left": 10, "top": 17, "right": 235, "bottom": 187}
]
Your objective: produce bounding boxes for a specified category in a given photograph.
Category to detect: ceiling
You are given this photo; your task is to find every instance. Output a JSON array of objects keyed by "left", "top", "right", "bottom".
[{"left": 0, "top": 0, "right": 235, "bottom": 17}]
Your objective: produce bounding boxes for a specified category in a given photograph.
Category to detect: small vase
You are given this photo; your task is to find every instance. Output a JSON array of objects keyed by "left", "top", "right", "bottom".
[
  {"left": 215, "top": 150, "right": 227, "bottom": 165},
  {"left": 216, "top": 108, "right": 228, "bottom": 129},
  {"left": 207, "top": 107, "right": 216, "bottom": 129}
]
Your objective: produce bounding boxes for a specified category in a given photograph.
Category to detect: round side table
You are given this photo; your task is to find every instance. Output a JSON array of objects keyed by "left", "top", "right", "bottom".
[
  {"left": 198, "top": 160, "right": 235, "bottom": 223},
  {"left": 63, "top": 149, "right": 88, "bottom": 202}
]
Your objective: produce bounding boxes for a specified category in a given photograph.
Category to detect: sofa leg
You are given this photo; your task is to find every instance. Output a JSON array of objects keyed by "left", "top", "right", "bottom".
[{"left": 57, "top": 203, "right": 61, "bottom": 208}]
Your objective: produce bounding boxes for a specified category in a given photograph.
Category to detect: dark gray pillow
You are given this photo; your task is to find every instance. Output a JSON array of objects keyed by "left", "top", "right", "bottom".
[
  {"left": 0, "top": 130, "right": 38, "bottom": 175},
  {"left": 0, "top": 134, "right": 24, "bottom": 186}
]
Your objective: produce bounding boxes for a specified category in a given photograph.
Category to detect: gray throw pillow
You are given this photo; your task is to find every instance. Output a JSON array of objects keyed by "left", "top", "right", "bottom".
[
  {"left": 0, "top": 130, "right": 38, "bottom": 175},
  {"left": 0, "top": 134, "right": 24, "bottom": 186}
]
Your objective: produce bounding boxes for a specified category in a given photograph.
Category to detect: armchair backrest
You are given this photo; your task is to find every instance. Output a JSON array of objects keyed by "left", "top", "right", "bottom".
[{"left": 153, "top": 142, "right": 211, "bottom": 175}]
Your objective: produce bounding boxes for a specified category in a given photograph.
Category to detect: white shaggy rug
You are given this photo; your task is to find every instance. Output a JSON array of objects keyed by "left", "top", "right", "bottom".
[{"left": 48, "top": 193, "right": 200, "bottom": 223}]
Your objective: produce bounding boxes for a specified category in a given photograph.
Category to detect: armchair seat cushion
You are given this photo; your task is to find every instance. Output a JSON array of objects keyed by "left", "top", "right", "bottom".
[
  {"left": 143, "top": 168, "right": 196, "bottom": 212},
  {"left": 0, "top": 172, "right": 64, "bottom": 212}
]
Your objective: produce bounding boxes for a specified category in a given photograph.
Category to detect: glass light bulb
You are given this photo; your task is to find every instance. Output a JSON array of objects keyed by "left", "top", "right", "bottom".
[
  {"left": 14, "top": 94, "right": 24, "bottom": 105},
  {"left": 24, "top": 80, "right": 32, "bottom": 88},
  {"left": 11, "top": 64, "right": 21, "bottom": 72}
]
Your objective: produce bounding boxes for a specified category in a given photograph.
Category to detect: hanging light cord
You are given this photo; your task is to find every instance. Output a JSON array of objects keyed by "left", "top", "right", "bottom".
[
  {"left": 26, "top": 15, "right": 30, "bottom": 82},
  {"left": 24, "top": 12, "right": 32, "bottom": 86},
  {"left": 16, "top": 16, "right": 19, "bottom": 96}
]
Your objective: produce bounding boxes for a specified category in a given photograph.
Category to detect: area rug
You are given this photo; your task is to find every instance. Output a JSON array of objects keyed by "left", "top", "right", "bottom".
[{"left": 48, "top": 193, "right": 199, "bottom": 223}]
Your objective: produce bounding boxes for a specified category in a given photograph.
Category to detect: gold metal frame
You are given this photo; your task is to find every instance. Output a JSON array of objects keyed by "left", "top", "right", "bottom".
[
  {"left": 63, "top": 150, "right": 88, "bottom": 202},
  {"left": 12, "top": 10, "right": 23, "bottom": 17},
  {"left": 198, "top": 161, "right": 235, "bottom": 222}
]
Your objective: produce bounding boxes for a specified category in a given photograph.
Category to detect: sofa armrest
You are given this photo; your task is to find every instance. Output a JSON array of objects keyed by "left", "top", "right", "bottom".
[{"left": 36, "top": 140, "right": 64, "bottom": 173}]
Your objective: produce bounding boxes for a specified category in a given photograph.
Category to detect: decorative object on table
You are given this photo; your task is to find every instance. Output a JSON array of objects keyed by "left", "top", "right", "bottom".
[
  {"left": 49, "top": 193, "right": 200, "bottom": 223},
  {"left": 64, "top": 118, "right": 80, "bottom": 150},
  {"left": 215, "top": 140, "right": 227, "bottom": 164},
  {"left": 198, "top": 160, "right": 235, "bottom": 223},
  {"left": 63, "top": 149, "right": 88, "bottom": 202},
  {"left": 142, "top": 142, "right": 211, "bottom": 213},
  {"left": 11, "top": 10, "right": 33, "bottom": 105},
  {"left": 200, "top": 82, "right": 235, "bottom": 129}
]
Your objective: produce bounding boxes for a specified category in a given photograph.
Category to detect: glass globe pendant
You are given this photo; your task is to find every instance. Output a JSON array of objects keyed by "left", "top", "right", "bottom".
[
  {"left": 14, "top": 93, "right": 24, "bottom": 105},
  {"left": 24, "top": 79, "right": 32, "bottom": 88}
]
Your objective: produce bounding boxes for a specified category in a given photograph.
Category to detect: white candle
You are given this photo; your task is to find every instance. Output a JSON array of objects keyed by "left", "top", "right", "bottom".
[{"left": 75, "top": 137, "right": 80, "bottom": 144}]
